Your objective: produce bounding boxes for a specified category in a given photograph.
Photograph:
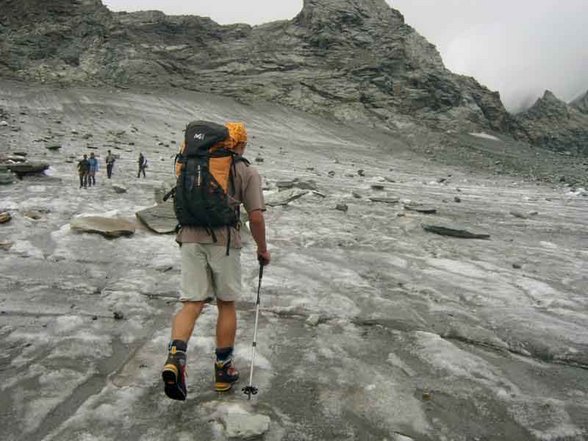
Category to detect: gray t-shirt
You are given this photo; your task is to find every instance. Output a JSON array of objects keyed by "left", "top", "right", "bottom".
[{"left": 176, "top": 160, "right": 265, "bottom": 248}]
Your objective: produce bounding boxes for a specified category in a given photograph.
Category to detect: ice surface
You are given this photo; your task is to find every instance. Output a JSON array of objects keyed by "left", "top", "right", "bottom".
[{"left": 0, "top": 83, "right": 586, "bottom": 441}]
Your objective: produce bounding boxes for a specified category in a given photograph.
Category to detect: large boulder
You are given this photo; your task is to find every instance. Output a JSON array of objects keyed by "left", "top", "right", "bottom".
[
  {"left": 135, "top": 201, "right": 177, "bottom": 234},
  {"left": 70, "top": 216, "right": 135, "bottom": 238}
]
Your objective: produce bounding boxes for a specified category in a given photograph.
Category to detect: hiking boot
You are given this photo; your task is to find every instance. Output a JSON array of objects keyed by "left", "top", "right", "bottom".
[
  {"left": 214, "top": 359, "right": 239, "bottom": 392},
  {"left": 162, "top": 346, "right": 187, "bottom": 401}
]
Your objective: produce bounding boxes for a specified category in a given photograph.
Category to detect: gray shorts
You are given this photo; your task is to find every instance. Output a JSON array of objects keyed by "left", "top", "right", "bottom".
[{"left": 179, "top": 243, "right": 241, "bottom": 302}]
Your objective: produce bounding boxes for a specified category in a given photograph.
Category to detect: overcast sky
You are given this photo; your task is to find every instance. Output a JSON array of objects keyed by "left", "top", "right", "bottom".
[{"left": 102, "top": 0, "right": 588, "bottom": 112}]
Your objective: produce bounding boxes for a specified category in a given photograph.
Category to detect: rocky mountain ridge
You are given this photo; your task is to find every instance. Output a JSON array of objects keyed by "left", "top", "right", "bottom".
[{"left": 0, "top": 0, "right": 586, "bottom": 154}]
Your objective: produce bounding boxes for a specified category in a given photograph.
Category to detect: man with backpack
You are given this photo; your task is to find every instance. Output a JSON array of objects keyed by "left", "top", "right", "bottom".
[
  {"left": 161, "top": 121, "right": 271, "bottom": 401},
  {"left": 137, "top": 152, "right": 147, "bottom": 178},
  {"left": 77, "top": 154, "right": 89, "bottom": 188}
]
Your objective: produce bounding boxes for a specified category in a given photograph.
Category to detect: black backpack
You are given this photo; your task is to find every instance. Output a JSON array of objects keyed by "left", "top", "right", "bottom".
[{"left": 166, "top": 121, "right": 249, "bottom": 251}]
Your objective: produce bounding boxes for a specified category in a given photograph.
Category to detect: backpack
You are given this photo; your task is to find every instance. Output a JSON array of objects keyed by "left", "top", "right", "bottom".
[{"left": 167, "top": 120, "right": 249, "bottom": 248}]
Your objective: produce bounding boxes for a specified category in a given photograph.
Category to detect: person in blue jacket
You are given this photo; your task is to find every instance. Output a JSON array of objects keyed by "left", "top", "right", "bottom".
[{"left": 88, "top": 152, "right": 98, "bottom": 186}]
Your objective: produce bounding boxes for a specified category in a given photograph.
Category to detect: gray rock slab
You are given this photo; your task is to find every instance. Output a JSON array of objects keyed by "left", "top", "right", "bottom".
[
  {"left": 70, "top": 216, "right": 136, "bottom": 238},
  {"left": 404, "top": 204, "right": 437, "bottom": 214},
  {"left": 266, "top": 189, "right": 308, "bottom": 207},
  {"left": 369, "top": 197, "right": 400, "bottom": 204},
  {"left": 6, "top": 161, "right": 50, "bottom": 176},
  {"left": 135, "top": 201, "right": 177, "bottom": 234},
  {"left": 422, "top": 224, "right": 490, "bottom": 239}
]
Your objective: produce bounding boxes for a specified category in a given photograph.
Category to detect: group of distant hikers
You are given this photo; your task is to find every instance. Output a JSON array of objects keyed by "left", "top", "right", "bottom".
[{"left": 76, "top": 150, "right": 148, "bottom": 187}]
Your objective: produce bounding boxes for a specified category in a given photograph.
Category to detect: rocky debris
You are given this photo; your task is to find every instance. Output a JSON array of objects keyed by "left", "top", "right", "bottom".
[
  {"left": 454, "top": 196, "right": 461, "bottom": 203},
  {"left": 4, "top": 161, "right": 50, "bottom": 177},
  {"left": 45, "top": 144, "right": 61, "bottom": 150},
  {"left": 276, "top": 179, "right": 318, "bottom": 191},
  {"left": 513, "top": 90, "right": 588, "bottom": 155},
  {"left": 369, "top": 196, "right": 399, "bottom": 204},
  {"left": 371, "top": 184, "right": 385, "bottom": 191},
  {"left": 23, "top": 210, "right": 45, "bottom": 220},
  {"left": 113, "top": 311, "right": 125, "bottom": 320},
  {"left": 0, "top": 168, "right": 15, "bottom": 185},
  {"left": 266, "top": 189, "right": 308, "bottom": 207},
  {"left": 335, "top": 203, "right": 349, "bottom": 212},
  {"left": 220, "top": 410, "right": 271, "bottom": 439},
  {"left": 135, "top": 202, "right": 177, "bottom": 234},
  {"left": 352, "top": 191, "right": 362, "bottom": 199},
  {"left": 0, "top": 121, "right": 8, "bottom": 126},
  {"left": 422, "top": 224, "right": 490, "bottom": 239},
  {"left": 306, "top": 314, "right": 322, "bottom": 326},
  {"left": 4, "top": 154, "right": 27, "bottom": 163},
  {"left": 70, "top": 216, "right": 136, "bottom": 238},
  {"left": 357, "top": 169, "right": 365, "bottom": 177},
  {"left": 403, "top": 204, "right": 437, "bottom": 214},
  {"left": 512, "top": 262, "right": 523, "bottom": 269},
  {"left": 0, "top": 240, "right": 14, "bottom": 250},
  {"left": 0, "top": 212, "right": 12, "bottom": 223},
  {"left": 112, "top": 184, "right": 127, "bottom": 194}
]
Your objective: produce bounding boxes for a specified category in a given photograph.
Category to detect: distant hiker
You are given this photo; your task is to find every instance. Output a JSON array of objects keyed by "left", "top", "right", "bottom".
[
  {"left": 161, "top": 121, "right": 271, "bottom": 401},
  {"left": 105, "top": 150, "right": 115, "bottom": 179},
  {"left": 88, "top": 152, "right": 98, "bottom": 186},
  {"left": 77, "top": 154, "right": 89, "bottom": 188},
  {"left": 137, "top": 152, "right": 147, "bottom": 178}
]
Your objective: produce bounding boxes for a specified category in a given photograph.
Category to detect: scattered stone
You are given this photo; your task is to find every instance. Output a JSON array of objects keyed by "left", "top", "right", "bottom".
[
  {"left": 437, "top": 178, "right": 447, "bottom": 183},
  {"left": 306, "top": 314, "right": 321, "bottom": 326},
  {"left": 112, "top": 184, "right": 128, "bottom": 194},
  {"left": 6, "top": 162, "right": 50, "bottom": 177},
  {"left": 528, "top": 211, "right": 539, "bottom": 216},
  {"left": 0, "top": 170, "right": 15, "bottom": 185},
  {"left": 0, "top": 121, "right": 8, "bottom": 126},
  {"left": 255, "top": 156, "right": 264, "bottom": 163},
  {"left": 311, "top": 190, "right": 326, "bottom": 198},
  {"left": 113, "top": 311, "right": 124, "bottom": 320},
  {"left": 328, "top": 170, "right": 335, "bottom": 177},
  {"left": 422, "top": 224, "right": 490, "bottom": 239},
  {"left": 70, "top": 216, "right": 136, "bottom": 238},
  {"left": 352, "top": 191, "right": 362, "bottom": 199},
  {"left": 91, "top": 315, "right": 98, "bottom": 321},
  {"left": 82, "top": 133, "right": 93, "bottom": 139},
  {"left": 371, "top": 184, "right": 385, "bottom": 191},
  {"left": 422, "top": 391, "right": 432, "bottom": 401},
  {"left": 454, "top": 196, "right": 461, "bottom": 203},
  {"left": 23, "top": 210, "right": 44, "bottom": 220},
  {"left": 45, "top": 144, "right": 62, "bottom": 151},
  {"left": 135, "top": 201, "right": 177, "bottom": 234},
  {"left": 509, "top": 210, "right": 529, "bottom": 219},
  {"left": 276, "top": 180, "right": 295, "bottom": 190},
  {"left": 221, "top": 412, "right": 271, "bottom": 439},
  {"left": 0, "top": 240, "right": 14, "bottom": 250},
  {"left": 384, "top": 176, "right": 396, "bottom": 183},
  {"left": 266, "top": 189, "right": 308, "bottom": 207},
  {"left": 404, "top": 204, "right": 437, "bottom": 214},
  {"left": 357, "top": 169, "right": 365, "bottom": 177},
  {"left": 369, "top": 197, "right": 399, "bottom": 204},
  {"left": 512, "top": 263, "right": 522, "bottom": 269},
  {"left": 294, "top": 179, "right": 318, "bottom": 191},
  {"left": 335, "top": 204, "right": 348, "bottom": 212},
  {"left": 0, "top": 212, "right": 12, "bottom": 224}
]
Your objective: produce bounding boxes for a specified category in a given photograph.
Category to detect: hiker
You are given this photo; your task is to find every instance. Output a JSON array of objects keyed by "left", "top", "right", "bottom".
[
  {"left": 137, "top": 152, "right": 147, "bottom": 178},
  {"left": 77, "top": 154, "right": 90, "bottom": 188},
  {"left": 88, "top": 152, "right": 98, "bottom": 186},
  {"left": 161, "top": 121, "right": 271, "bottom": 401},
  {"left": 105, "top": 150, "right": 115, "bottom": 179}
]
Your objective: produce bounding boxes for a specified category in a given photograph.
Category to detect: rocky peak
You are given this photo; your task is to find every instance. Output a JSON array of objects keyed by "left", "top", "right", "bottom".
[
  {"left": 571, "top": 90, "right": 588, "bottom": 114},
  {"left": 295, "top": 0, "right": 404, "bottom": 28},
  {"left": 524, "top": 90, "right": 570, "bottom": 119}
]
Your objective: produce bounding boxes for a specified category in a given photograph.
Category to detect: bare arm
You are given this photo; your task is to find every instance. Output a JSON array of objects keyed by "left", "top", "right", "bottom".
[{"left": 248, "top": 209, "right": 270, "bottom": 265}]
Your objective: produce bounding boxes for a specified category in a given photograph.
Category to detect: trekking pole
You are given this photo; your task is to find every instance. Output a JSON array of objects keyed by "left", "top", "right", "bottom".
[{"left": 242, "top": 262, "right": 264, "bottom": 399}]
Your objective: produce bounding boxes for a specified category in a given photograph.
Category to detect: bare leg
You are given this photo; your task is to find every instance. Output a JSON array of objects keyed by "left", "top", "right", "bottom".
[
  {"left": 216, "top": 300, "right": 237, "bottom": 348},
  {"left": 171, "top": 301, "right": 205, "bottom": 342}
]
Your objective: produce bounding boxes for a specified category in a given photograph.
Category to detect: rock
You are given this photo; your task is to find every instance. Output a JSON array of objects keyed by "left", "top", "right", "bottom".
[
  {"left": 276, "top": 180, "right": 295, "bottom": 190},
  {"left": 23, "top": 210, "right": 44, "bottom": 220},
  {"left": 266, "top": 189, "right": 308, "bottom": 207},
  {"left": 422, "top": 224, "right": 490, "bottom": 239},
  {"left": 0, "top": 240, "right": 14, "bottom": 250},
  {"left": 221, "top": 412, "right": 270, "bottom": 440},
  {"left": 135, "top": 201, "right": 177, "bottom": 234},
  {"left": 113, "top": 311, "right": 125, "bottom": 320},
  {"left": 112, "top": 184, "right": 128, "bottom": 194},
  {"left": 0, "top": 170, "right": 15, "bottom": 185},
  {"left": 404, "top": 204, "right": 437, "bottom": 214},
  {"left": 370, "top": 184, "right": 385, "bottom": 191},
  {"left": 369, "top": 197, "right": 399, "bottom": 204},
  {"left": 509, "top": 210, "right": 528, "bottom": 219},
  {"left": 357, "top": 169, "right": 365, "bottom": 177},
  {"left": 0, "top": 212, "right": 12, "bottom": 224},
  {"left": 512, "top": 263, "right": 522, "bottom": 269},
  {"left": 6, "top": 162, "right": 50, "bottom": 177},
  {"left": 45, "top": 144, "right": 62, "bottom": 150},
  {"left": 352, "top": 191, "right": 362, "bottom": 199},
  {"left": 335, "top": 204, "right": 348, "bottom": 212},
  {"left": 70, "top": 216, "right": 136, "bottom": 238},
  {"left": 328, "top": 171, "right": 335, "bottom": 177},
  {"left": 306, "top": 314, "right": 321, "bottom": 326},
  {"left": 454, "top": 196, "right": 461, "bottom": 203},
  {"left": 0, "top": 121, "right": 8, "bottom": 126},
  {"left": 255, "top": 156, "right": 264, "bottom": 163}
]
